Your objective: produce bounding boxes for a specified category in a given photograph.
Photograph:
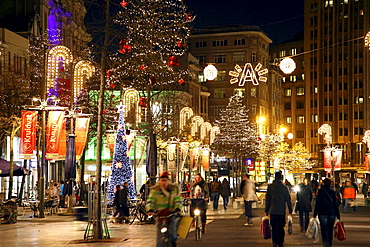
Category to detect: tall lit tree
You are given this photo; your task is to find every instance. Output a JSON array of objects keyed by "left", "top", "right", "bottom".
[
  {"left": 211, "top": 95, "right": 258, "bottom": 195},
  {"left": 108, "top": 0, "right": 192, "bottom": 183}
]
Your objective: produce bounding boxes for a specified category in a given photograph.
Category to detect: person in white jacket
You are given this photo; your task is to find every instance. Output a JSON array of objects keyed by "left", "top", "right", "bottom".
[{"left": 240, "top": 174, "right": 258, "bottom": 226}]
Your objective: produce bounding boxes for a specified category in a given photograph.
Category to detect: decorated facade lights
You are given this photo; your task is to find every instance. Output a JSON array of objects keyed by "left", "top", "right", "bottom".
[
  {"left": 362, "top": 130, "right": 370, "bottom": 172},
  {"left": 318, "top": 124, "right": 342, "bottom": 178},
  {"left": 279, "top": 57, "right": 296, "bottom": 74},
  {"left": 203, "top": 64, "right": 218, "bottom": 81},
  {"left": 365, "top": 31, "right": 370, "bottom": 50},
  {"left": 179, "top": 107, "right": 194, "bottom": 130},
  {"left": 229, "top": 62, "right": 268, "bottom": 86},
  {"left": 74, "top": 60, "right": 94, "bottom": 100}
]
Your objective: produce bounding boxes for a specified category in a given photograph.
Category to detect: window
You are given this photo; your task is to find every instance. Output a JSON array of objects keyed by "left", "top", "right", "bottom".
[
  {"left": 310, "top": 86, "right": 318, "bottom": 93},
  {"left": 234, "top": 39, "right": 245, "bottom": 45},
  {"left": 324, "top": 113, "right": 333, "bottom": 121},
  {"left": 279, "top": 50, "right": 286, "bottom": 57},
  {"left": 198, "top": 72, "right": 206, "bottom": 82},
  {"left": 284, "top": 89, "right": 292, "bottom": 96},
  {"left": 196, "top": 55, "right": 206, "bottom": 65},
  {"left": 285, "top": 117, "right": 292, "bottom": 124},
  {"left": 324, "top": 99, "right": 333, "bottom": 106},
  {"left": 195, "top": 41, "right": 206, "bottom": 48},
  {"left": 213, "top": 40, "right": 228, "bottom": 47},
  {"left": 234, "top": 88, "right": 245, "bottom": 97},
  {"left": 214, "top": 54, "right": 226, "bottom": 63},
  {"left": 325, "top": 0, "right": 333, "bottom": 7},
  {"left": 324, "top": 84, "right": 333, "bottom": 92},
  {"left": 302, "top": 74, "right": 305, "bottom": 80},
  {"left": 311, "top": 114, "right": 318, "bottom": 122},
  {"left": 252, "top": 104, "right": 257, "bottom": 115},
  {"left": 291, "top": 48, "right": 297, "bottom": 55},
  {"left": 339, "top": 112, "right": 348, "bottom": 120},
  {"left": 214, "top": 89, "right": 226, "bottom": 98},
  {"left": 214, "top": 106, "right": 225, "bottom": 116},
  {"left": 354, "top": 81, "right": 363, "bottom": 89},
  {"left": 354, "top": 111, "right": 364, "bottom": 119},
  {"left": 311, "top": 130, "right": 318, "bottom": 137},
  {"left": 290, "top": 75, "right": 297, "bottom": 82},
  {"left": 339, "top": 128, "right": 348, "bottom": 136},
  {"left": 296, "top": 87, "right": 304, "bottom": 95},
  {"left": 355, "top": 96, "right": 364, "bottom": 104},
  {"left": 310, "top": 100, "right": 318, "bottom": 107},
  {"left": 339, "top": 97, "right": 348, "bottom": 105},
  {"left": 296, "top": 131, "right": 304, "bottom": 138},
  {"left": 297, "top": 116, "right": 305, "bottom": 124},
  {"left": 250, "top": 52, "right": 257, "bottom": 62},
  {"left": 296, "top": 101, "right": 304, "bottom": 109},
  {"left": 251, "top": 88, "right": 257, "bottom": 97},
  {"left": 338, "top": 82, "right": 348, "bottom": 90},
  {"left": 233, "top": 53, "right": 244, "bottom": 63},
  {"left": 215, "top": 71, "right": 226, "bottom": 81},
  {"left": 284, "top": 103, "right": 291, "bottom": 110}
]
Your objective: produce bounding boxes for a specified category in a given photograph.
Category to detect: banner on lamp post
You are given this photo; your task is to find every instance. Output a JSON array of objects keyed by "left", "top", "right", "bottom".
[
  {"left": 20, "top": 111, "right": 38, "bottom": 159},
  {"left": 179, "top": 142, "right": 189, "bottom": 170},
  {"left": 323, "top": 150, "right": 332, "bottom": 172},
  {"left": 46, "top": 111, "right": 65, "bottom": 159},
  {"left": 364, "top": 155, "right": 370, "bottom": 172},
  {"left": 333, "top": 150, "right": 342, "bottom": 170},
  {"left": 167, "top": 143, "right": 176, "bottom": 171},
  {"left": 75, "top": 117, "right": 90, "bottom": 160},
  {"left": 201, "top": 149, "right": 210, "bottom": 170},
  {"left": 190, "top": 147, "right": 199, "bottom": 170}
]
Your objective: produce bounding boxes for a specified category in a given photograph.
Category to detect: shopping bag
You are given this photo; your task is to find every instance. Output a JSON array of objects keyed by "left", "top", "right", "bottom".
[
  {"left": 177, "top": 216, "right": 193, "bottom": 239},
  {"left": 260, "top": 216, "right": 271, "bottom": 240},
  {"left": 334, "top": 221, "right": 346, "bottom": 241},
  {"left": 306, "top": 217, "right": 320, "bottom": 244},
  {"left": 287, "top": 215, "right": 293, "bottom": 235}
]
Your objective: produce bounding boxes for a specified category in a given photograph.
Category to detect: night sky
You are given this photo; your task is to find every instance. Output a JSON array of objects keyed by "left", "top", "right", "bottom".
[{"left": 183, "top": 0, "right": 304, "bottom": 45}]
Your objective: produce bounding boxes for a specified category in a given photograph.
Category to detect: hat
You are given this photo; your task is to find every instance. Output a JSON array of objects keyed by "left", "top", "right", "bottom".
[{"left": 159, "top": 171, "right": 170, "bottom": 179}]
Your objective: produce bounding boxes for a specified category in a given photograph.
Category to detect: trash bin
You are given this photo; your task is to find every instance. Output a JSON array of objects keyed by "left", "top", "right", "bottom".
[{"left": 4, "top": 200, "right": 17, "bottom": 224}]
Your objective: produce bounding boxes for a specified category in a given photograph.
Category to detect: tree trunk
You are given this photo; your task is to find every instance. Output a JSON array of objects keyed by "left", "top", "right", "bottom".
[{"left": 93, "top": 0, "right": 111, "bottom": 239}]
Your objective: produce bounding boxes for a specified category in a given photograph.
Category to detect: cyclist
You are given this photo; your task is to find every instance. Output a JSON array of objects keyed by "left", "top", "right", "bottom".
[
  {"left": 146, "top": 171, "right": 182, "bottom": 247},
  {"left": 190, "top": 173, "right": 209, "bottom": 234}
]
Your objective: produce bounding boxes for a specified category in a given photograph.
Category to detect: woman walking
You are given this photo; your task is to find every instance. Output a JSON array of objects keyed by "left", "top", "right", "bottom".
[{"left": 220, "top": 178, "right": 231, "bottom": 210}]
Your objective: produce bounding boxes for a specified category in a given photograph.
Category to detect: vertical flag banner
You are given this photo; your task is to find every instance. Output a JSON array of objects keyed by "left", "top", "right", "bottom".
[
  {"left": 333, "top": 150, "right": 342, "bottom": 170},
  {"left": 179, "top": 142, "right": 189, "bottom": 170},
  {"left": 20, "top": 111, "right": 38, "bottom": 159},
  {"left": 46, "top": 111, "right": 65, "bottom": 159},
  {"left": 323, "top": 150, "right": 332, "bottom": 171},
  {"left": 190, "top": 147, "right": 199, "bottom": 170},
  {"left": 57, "top": 115, "right": 67, "bottom": 160},
  {"left": 167, "top": 143, "right": 176, "bottom": 171},
  {"left": 201, "top": 149, "right": 210, "bottom": 169},
  {"left": 75, "top": 117, "right": 90, "bottom": 160},
  {"left": 364, "top": 155, "right": 370, "bottom": 172}
]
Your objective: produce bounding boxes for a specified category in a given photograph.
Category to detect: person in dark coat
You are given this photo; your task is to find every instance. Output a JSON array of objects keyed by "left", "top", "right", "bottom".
[
  {"left": 296, "top": 179, "right": 313, "bottom": 231},
  {"left": 265, "top": 171, "right": 293, "bottom": 247},
  {"left": 314, "top": 178, "right": 340, "bottom": 247},
  {"left": 114, "top": 182, "right": 130, "bottom": 223},
  {"left": 220, "top": 178, "right": 231, "bottom": 210}
]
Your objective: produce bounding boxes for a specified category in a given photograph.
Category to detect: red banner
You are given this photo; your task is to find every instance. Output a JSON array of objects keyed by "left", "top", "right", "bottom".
[
  {"left": 323, "top": 150, "right": 332, "bottom": 172},
  {"left": 75, "top": 117, "right": 90, "bottom": 160},
  {"left": 20, "top": 111, "right": 38, "bottom": 159},
  {"left": 364, "top": 155, "right": 370, "bottom": 172},
  {"left": 333, "top": 150, "right": 342, "bottom": 170},
  {"left": 46, "top": 111, "right": 65, "bottom": 159}
]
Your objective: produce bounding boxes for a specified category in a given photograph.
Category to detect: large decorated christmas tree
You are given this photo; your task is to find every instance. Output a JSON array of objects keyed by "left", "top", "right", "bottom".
[{"left": 107, "top": 104, "right": 136, "bottom": 199}]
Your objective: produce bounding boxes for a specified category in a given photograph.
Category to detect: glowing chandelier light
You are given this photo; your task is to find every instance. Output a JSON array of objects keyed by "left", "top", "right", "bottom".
[
  {"left": 229, "top": 62, "right": 268, "bottom": 86},
  {"left": 204, "top": 64, "right": 218, "bottom": 81},
  {"left": 279, "top": 57, "right": 296, "bottom": 74}
]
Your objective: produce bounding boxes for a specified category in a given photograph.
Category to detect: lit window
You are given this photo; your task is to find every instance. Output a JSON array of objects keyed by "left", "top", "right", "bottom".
[
  {"left": 215, "top": 71, "right": 226, "bottom": 81},
  {"left": 234, "top": 88, "right": 245, "bottom": 97},
  {"left": 214, "top": 89, "right": 226, "bottom": 98},
  {"left": 251, "top": 88, "right": 257, "bottom": 97},
  {"left": 282, "top": 77, "right": 286, "bottom": 82},
  {"left": 297, "top": 116, "right": 305, "bottom": 124},
  {"left": 291, "top": 48, "right": 297, "bottom": 55},
  {"left": 302, "top": 74, "right": 305, "bottom": 80},
  {"left": 251, "top": 52, "right": 257, "bottom": 62},
  {"left": 280, "top": 50, "right": 286, "bottom": 57},
  {"left": 285, "top": 117, "right": 292, "bottom": 124},
  {"left": 296, "top": 87, "right": 305, "bottom": 95},
  {"left": 284, "top": 89, "right": 292, "bottom": 96},
  {"left": 252, "top": 104, "right": 257, "bottom": 115},
  {"left": 198, "top": 72, "right": 205, "bottom": 82}
]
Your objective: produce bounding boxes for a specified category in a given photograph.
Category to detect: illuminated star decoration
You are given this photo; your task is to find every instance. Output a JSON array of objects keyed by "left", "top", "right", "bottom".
[
  {"left": 116, "top": 102, "right": 126, "bottom": 113},
  {"left": 229, "top": 62, "right": 268, "bottom": 86},
  {"left": 115, "top": 162, "right": 123, "bottom": 169}
]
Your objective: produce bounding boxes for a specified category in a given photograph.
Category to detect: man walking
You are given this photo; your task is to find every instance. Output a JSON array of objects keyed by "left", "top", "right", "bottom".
[
  {"left": 240, "top": 174, "right": 258, "bottom": 226},
  {"left": 265, "top": 171, "right": 293, "bottom": 247},
  {"left": 210, "top": 176, "right": 221, "bottom": 210}
]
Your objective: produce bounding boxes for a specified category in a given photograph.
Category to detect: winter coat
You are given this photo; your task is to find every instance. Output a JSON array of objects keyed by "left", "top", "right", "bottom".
[
  {"left": 362, "top": 183, "right": 369, "bottom": 196},
  {"left": 210, "top": 181, "right": 221, "bottom": 193},
  {"left": 115, "top": 187, "right": 128, "bottom": 206},
  {"left": 241, "top": 179, "right": 258, "bottom": 202},
  {"left": 146, "top": 182, "right": 182, "bottom": 213},
  {"left": 313, "top": 185, "right": 340, "bottom": 219},
  {"left": 296, "top": 184, "right": 313, "bottom": 212},
  {"left": 265, "top": 179, "right": 293, "bottom": 215},
  {"left": 190, "top": 179, "right": 210, "bottom": 200},
  {"left": 220, "top": 181, "right": 231, "bottom": 197},
  {"left": 343, "top": 186, "right": 356, "bottom": 199}
]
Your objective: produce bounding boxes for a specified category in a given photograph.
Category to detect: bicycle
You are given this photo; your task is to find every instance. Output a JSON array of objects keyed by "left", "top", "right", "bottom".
[
  {"left": 190, "top": 198, "right": 205, "bottom": 241},
  {"left": 156, "top": 212, "right": 180, "bottom": 247},
  {"left": 0, "top": 202, "right": 12, "bottom": 224},
  {"left": 128, "top": 199, "right": 154, "bottom": 225}
]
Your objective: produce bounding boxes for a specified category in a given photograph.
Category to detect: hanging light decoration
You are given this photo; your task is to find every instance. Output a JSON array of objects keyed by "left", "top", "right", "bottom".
[
  {"left": 279, "top": 57, "right": 296, "bottom": 74},
  {"left": 204, "top": 64, "right": 218, "bottom": 81}
]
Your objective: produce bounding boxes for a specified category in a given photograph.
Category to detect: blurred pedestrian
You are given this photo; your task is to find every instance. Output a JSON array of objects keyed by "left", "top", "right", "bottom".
[
  {"left": 220, "top": 178, "right": 231, "bottom": 210},
  {"left": 313, "top": 178, "right": 340, "bottom": 247},
  {"left": 139, "top": 180, "right": 151, "bottom": 201},
  {"left": 265, "top": 171, "right": 293, "bottom": 247},
  {"left": 210, "top": 176, "right": 221, "bottom": 210},
  {"left": 59, "top": 181, "right": 65, "bottom": 208},
  {"left": 296, "top": 179, "right": 313, "bottom": 231},
  {"left": 284, "top": 179, "right": 292, "bottom": 193},
  {"left": 343, "top": 180, "right": 357, "bottom": 213},
  {"left": 362, "top": 181, "right": 368, "bottom": 205},
  {"left": 240, "top": 174, "right": 258, "bottom": 226},
  {"left": 310, "top": 175, "right": 319, "bottom": 200}
]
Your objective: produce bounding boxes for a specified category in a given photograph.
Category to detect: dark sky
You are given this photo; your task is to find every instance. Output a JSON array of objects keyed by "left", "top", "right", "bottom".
[{"left": 183, "top": 0, "right": 304, "bottom": 45}]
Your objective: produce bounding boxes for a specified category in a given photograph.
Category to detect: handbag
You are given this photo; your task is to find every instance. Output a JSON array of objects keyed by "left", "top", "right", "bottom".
[
  {"left": 287, "top": 215, "right": 293, "bottom": 235},
  {"left": 260, "top": 216, "right": 271, "bottom": 239},
  {"left": 334, "top": 221, "right": 346, "bottom": 241}
]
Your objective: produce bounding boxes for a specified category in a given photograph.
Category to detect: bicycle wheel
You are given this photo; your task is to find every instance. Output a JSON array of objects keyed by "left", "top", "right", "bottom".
[
  {"left": 129, "top": 206, "right": 138, "bottom": 225},
  {"left": 0, "top": 207, "right": 12, "bottom": 224},
  {"left": 195, "top": 215, "right": 202, "bottom": 241}
]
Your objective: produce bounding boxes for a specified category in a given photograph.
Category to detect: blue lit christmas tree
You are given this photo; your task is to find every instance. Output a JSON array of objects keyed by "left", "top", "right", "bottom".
[{"left": 108, "top": 104, "right": 136, "bottom": 199}]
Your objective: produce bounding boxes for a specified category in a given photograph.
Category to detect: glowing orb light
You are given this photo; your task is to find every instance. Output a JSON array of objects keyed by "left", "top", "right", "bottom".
[
  {"left": 279, "top": 57, "right": 296, "bottom": 74},
  {"left": 204, "top": 64, "right": 218, "bottom": 81}
]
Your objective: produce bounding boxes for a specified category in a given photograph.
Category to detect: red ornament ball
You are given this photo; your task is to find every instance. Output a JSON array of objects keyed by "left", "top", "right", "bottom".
[
  {"left": 120, "top": 1, "right": 129, "bottom": 7},
  {"left": 178, "top": 78, "right": 186, "bottom": 86}
]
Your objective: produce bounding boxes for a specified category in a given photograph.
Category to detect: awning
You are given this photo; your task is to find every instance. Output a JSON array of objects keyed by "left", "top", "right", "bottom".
[{"left": 0, "top": 158, "right": 31, "bottom": 177}]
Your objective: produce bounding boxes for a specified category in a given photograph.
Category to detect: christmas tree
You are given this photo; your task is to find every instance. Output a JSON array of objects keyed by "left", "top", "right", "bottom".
[{"left": 108, "top": 104, "right": 136, "bottom": 199}]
